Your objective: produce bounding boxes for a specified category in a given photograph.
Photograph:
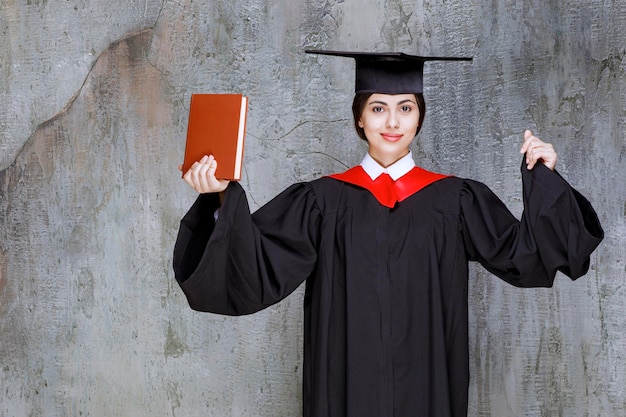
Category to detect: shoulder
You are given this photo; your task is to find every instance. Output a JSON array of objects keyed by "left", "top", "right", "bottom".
[
  {"left": 251, "top": 181, "right": 322, "bottom": 222},
  {"left": 271, "top": 181, "right": 319, "bottom": 202},
  {"left": 309, "top": 176, "right": 344, "bottom": 203},
  {"left": 423, "top": 174, "right": 470, "bottom": 197},
  {"left": 419, "top": 175, "right": 504, "bottom": 215}
]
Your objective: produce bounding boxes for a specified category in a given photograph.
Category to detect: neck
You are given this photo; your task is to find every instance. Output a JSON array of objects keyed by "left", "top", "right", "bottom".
[{"left": 369, "top": 151, "right": 410, "bottom": 168}]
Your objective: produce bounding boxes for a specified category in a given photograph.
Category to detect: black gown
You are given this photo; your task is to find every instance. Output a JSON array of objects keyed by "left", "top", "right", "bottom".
[{"left": 173, "top": 160, "right": 603, "bottom": 417}]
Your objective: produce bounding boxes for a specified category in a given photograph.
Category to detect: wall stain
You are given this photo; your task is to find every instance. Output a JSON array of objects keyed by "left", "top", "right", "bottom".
[{"left": 164, "top": 322, "right": 187, "bottom": 358}]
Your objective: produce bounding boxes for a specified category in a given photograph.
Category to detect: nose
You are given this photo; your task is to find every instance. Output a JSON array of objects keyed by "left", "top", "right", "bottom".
[{"left": 386, "top": 111, "right": 399, "bottom": 129}]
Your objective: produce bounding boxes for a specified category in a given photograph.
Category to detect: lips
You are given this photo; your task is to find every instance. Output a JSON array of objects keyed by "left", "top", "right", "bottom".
[{"left": 381, "top": 133, "right": 403, "bottom": 142}]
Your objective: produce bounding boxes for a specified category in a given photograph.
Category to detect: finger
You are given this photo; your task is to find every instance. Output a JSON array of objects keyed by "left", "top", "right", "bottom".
[
  {"left": 525, "top": 140, "right": 540, "bottom": 169},
  {"left": 523, "top": 134, "right": 548, "bottom": 165},
  {"left": 184, "top": 160, "right": 207, "bottom": 191},
  {"left": 207, "top": 159, "right": 218, "bottom": 177},
  {"left": 197, "top": 173, "right": 212, "bottom": 193},
  {"left": 527, "top": 144, "right": 557, "bottom": 170},
  {"left": 182, "top": 169, "right": 196, "bottom": 189},
  {"left": 527, "top": 157, "right": 536, "bottom": 170},
  {"left": 530, "top": 146, "right": 557, "bottom": 170},
  {"left": 197, "top": 158, "right": 212, "bottom": 174},
  {"left": 520, "top": 130, "right": 534, "bottom": 153},
  {"left": 526, "top": 143, "right": 542, "bottom": 169},
  {"left": 201, "top": 158, "right": 223, "bottom": 192},
  {"left": 525, "top": 129, "right": 533, "bottom": 138}
]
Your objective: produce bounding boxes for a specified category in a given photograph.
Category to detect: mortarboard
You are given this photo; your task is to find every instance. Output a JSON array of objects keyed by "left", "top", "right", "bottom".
[{"left": 305, "top": 50, "right": 472, "bottom": 94}]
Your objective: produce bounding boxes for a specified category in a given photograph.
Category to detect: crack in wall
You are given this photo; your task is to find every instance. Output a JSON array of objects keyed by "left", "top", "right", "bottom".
[{"left": 2, "top": 27, "right": 160, "bottom": 173}]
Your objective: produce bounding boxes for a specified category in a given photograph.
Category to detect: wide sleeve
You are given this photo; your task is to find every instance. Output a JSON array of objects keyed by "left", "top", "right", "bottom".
[
  {"left": 173, "top": 181, "right": 321, "bottom": 315},
  {"left": 460, "top": 160, "right": 603, "bottom": 287}
]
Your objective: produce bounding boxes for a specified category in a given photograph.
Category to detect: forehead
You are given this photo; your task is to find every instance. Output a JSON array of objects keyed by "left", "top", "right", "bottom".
[{"left": 368, "top": 93, "right": 417, "bottom": 104}]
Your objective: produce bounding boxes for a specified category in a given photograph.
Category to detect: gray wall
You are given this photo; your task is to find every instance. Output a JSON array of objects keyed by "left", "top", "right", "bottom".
[{"left": 1, "top": 0, "right": 624, "bottom": 416}]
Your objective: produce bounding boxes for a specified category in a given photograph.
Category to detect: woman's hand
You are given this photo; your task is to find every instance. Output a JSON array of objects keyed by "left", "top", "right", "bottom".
[
  {"left": 520, "top": 130, "right": 557, "bottom": 171},
  {"left": 179, "top": 155, "right": 230, "bottom": 194}
]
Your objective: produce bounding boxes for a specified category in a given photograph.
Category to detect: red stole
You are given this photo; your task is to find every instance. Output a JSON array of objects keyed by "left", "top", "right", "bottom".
[{"left": 328, "top": 166, "right": 449, "bottom": 208}]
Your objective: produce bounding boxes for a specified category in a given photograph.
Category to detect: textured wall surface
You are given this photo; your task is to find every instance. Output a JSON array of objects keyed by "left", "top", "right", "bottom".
[{"left": 1, "top": 0, "right": 624, "bottom": 416}]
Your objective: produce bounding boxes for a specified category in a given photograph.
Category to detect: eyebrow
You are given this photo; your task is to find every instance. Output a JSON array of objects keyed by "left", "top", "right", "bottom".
[{"left": 367, "top": 99, "right": 417, "bottom": 106}]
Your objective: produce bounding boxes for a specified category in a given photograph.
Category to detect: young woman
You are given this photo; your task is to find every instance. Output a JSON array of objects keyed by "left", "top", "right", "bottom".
[{"left": 173, "top": 51, "right": 603, "bottom": 417}]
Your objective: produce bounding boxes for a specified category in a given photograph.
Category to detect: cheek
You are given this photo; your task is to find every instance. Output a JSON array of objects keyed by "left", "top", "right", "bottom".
[
  {"left": 404, "top": 114, "right": 420, "bottom": 130},
  {"left": 361, "top": 114, "right": 385, "bottom": 131}
]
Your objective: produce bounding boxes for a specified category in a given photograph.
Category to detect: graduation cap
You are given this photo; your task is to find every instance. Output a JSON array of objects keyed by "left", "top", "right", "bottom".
[{"left": 305, "top": 50, "right": 472, "bottom": 94}]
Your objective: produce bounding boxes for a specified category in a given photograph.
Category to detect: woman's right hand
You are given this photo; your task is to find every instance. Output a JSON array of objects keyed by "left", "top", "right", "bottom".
[{"left": 179, "top": 155, "right": 230, "bottom": 194}]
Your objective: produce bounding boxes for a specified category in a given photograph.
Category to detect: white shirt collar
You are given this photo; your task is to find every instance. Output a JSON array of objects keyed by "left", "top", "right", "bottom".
[{"left": 360, "top": 151, "right": 416, "bottom": 181}]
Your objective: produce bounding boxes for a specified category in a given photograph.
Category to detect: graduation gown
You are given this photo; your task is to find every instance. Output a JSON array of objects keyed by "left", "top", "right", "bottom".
[{"left": 173, "top": 160, "right": 603, "bottom": 417}]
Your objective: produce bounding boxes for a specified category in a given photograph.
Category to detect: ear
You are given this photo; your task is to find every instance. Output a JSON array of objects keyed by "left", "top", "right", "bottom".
[{"left": 358, "top": 119, "right": 364, "bottom": 128}]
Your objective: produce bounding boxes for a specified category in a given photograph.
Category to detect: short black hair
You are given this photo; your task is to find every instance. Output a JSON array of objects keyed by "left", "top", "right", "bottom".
[{"left": 352, "top": 93, "right": 426, "bottom": 141}]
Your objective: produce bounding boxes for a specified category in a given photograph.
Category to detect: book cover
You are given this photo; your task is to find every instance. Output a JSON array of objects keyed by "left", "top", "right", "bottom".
[{"left": 182, "top": 93, "right": 248, "bottom": 181}]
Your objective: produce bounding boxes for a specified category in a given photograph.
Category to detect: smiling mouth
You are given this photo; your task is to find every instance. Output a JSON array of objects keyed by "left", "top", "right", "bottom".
[{"left": 381, "top": 133, "right": 403, "bottom": 142}]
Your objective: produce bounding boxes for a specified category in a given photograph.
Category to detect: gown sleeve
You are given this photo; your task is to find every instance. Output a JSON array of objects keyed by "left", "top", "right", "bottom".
[
  {"left": 173, "top": 181, "right": 320, "bottom": 315},
  {"left": 460, "top": 159, "right": 604, "bottom": 287}
]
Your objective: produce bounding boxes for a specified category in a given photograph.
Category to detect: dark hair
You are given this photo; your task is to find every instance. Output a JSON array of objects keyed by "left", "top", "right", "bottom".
[{"left": 352, "top": 93, "right": 426, "bottom": 141}]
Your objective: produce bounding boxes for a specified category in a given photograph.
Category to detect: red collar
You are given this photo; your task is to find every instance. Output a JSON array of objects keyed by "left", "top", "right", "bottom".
[{"left": 328, "top": 166, "right": 450, "bottom": 208}]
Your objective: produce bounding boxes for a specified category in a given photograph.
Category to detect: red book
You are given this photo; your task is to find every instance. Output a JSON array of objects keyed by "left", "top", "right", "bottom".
[{"left": 182, "top": 93, "right": 248, "bottom": 181}]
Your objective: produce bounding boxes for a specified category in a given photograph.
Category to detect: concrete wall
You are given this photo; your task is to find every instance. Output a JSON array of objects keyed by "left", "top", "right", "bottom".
[{"left": 1, "top": 0, "right": 624, "bottom": 415}]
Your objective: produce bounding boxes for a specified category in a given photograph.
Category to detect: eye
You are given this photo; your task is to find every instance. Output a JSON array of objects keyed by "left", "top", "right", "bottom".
[
  {"left": 400, "top": 105, "right": 413, "bottom": 112},
  {"left": 372, "top": 106, "right": 384, "bottom": 113}
]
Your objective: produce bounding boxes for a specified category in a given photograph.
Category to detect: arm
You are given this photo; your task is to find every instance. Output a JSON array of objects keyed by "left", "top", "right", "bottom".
[
  {"left": 461, "top": 132, "right": 603, "bottom": 287},
  {"left": 173, "top": 180, "right": 320, "bottom": 315}
]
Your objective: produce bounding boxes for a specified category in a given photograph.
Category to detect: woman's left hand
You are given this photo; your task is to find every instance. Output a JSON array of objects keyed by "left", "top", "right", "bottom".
[{"left": 520, "top": 130, "right": 557, "bottom": 171}]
